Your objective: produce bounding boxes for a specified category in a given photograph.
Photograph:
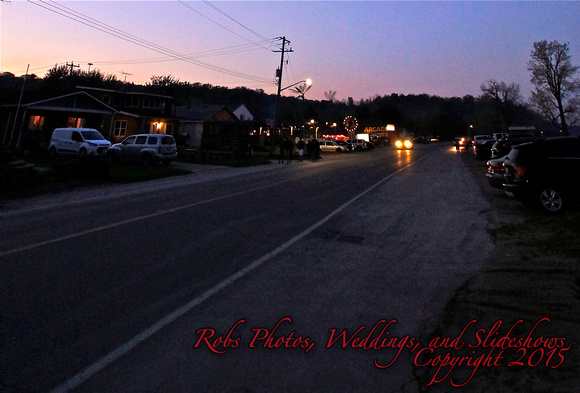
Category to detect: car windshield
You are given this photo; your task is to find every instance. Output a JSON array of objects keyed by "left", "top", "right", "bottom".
[{"left": 81, "top": 130, "right": 105, "bottom": 140}]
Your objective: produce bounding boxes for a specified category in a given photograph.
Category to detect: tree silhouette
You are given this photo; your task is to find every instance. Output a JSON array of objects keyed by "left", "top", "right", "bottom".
[
  {"left": 528, "top": 40, "right": 580, "bottom": 134},
  {"left": 324, "top": 90, "right": 337, "bottom": 103},
  {"left": 292, "top": 82, "right": 312, "bottom": 100},
  {"left": 480, "top": 79, "right": 522, "bottom": 129}
]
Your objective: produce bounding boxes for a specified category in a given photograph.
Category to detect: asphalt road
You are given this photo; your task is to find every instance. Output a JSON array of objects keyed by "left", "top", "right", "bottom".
[{"left": 0, "top": 143, "right": 494, "bottom": 392}]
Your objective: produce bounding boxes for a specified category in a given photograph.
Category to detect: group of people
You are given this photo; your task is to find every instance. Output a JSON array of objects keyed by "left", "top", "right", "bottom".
[{"left": 278, "top": 137, "right": 321, "bottom": 164}]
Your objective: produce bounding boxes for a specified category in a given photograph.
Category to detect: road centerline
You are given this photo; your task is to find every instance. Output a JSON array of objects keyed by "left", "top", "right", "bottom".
[
  {"left": 48, "top": 154, "right": 429, "bottom": 392},
  {"left": 0, "top": 179, "right": 293, "bottom": 259}
]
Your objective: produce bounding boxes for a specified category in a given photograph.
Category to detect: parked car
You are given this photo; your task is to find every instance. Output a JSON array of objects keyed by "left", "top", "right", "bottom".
[
  {"left": 473, "top": 139, "right": 495, "bottom": 160},
  {"left": 394, "top": 138, "right": 413, "bottom": 150},
  {"left": 48, "top": 128, "right": 111, "bottom": 157},
  {"left": 486, "top": 156, "right": 507, "bottom": 189},
  {"left": 493, "top": 132, "right": 509, "bottom": 140},
  {"left": 346, "top": 139, "right": 367, "bottom": 151},
  {"left": 107, "top": 134, "right": 178, "bottom": 165},
  {"left": 490, "top": 135, "right": 537, "bottom": 159},
  {"left": 365, "top": 141, "right": 375, "bottom": 150},
  {"left": 319, "top": 140, "right": 348, "bottom": 153},
  {"left": 503, "top": 136, "right": 580, "bottom": 213},
  {"left": 334, "top": 140, "right": 352, "bottom": 151},
  {"left": 414, "top": 136, "right": 430, "bottom": 144},
  {"left": 472, "top": 134, "right": 494, "bottom": 148}
]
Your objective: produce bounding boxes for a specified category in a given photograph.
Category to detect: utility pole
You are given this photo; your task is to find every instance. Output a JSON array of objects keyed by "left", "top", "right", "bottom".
[
  {"left": 66, "top": 61, "right": 79, "bottom": 76},
  {"left": 9, "top": 64, "right": 29, "bottom": 148},
  {"left": 272, "top": 36, "right": 293, "bottom": 152}
]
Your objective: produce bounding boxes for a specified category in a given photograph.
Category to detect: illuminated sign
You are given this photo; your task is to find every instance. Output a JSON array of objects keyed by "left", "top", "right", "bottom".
[{"left": 363, "top": 124, "right": 395, "bottom": 133}]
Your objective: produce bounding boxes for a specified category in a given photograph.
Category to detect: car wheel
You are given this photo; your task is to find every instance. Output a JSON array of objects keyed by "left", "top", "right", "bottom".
[
  {"left": 141, "top": 154, "right": 153, "bottom": 166},
  {"left": 78, "top": 148, "right": 87, "bottom": 158},
  {"left": 48, "top": 147, "right": 57, "bottom": 158},
  {"left": 537, "top": 185, "right": 566, "bottom": 214},
  {"left": 356, "top": 146, "right": 362, "bottom": 151}
]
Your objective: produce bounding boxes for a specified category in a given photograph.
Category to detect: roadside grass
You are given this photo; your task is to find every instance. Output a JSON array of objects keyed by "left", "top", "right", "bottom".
[
  {"left": 414, "top": 151, "right": 580, "bottom": 391},
  {"left": 1, "top": 150, "right": 272, "bottom": 200},
  {"left": 108, "top": 163, "right": 190, "bottom": 183},
  {"left": 462, "top": 150, "right": 580, "bottom": 262},
  {"left": 0, "top": 156, "right": 190, "bottom": 199},
  {"left": 489, "top": 209, "right": 580, "bottom": 261}
]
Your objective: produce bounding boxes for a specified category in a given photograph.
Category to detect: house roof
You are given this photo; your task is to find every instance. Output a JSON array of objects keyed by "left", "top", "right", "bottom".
[
  {"left": 77, "top": 85, "right": 173, "bottom": 99},
  {"left": 24, "top": 91, "right": 117, "bottom": 115},
  {"left": 175, "top": 104, "right": 237, "bottom": 121}
]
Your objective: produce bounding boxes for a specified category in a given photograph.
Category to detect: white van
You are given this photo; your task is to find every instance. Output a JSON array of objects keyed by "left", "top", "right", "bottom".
[{"left": 48, "top": 128, "right": 111, "bottom": 157}]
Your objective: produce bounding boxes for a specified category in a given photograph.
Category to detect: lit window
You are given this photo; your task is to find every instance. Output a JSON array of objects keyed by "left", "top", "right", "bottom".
[
  {"left": 67, "top": 117, "right": 85, "bottom": 127},
  {"left": 28, "top": 115, "right": 45, "bottom": 131},
  {"left": 150, "top": 121, "right": 166, "bottom": 134}
]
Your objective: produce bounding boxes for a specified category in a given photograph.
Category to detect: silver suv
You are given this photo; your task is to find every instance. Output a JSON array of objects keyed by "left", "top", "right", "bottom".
[
  {"left": 319, "top": 141, "right": 348, "bottom": 152},
  {"left": 107, "top": 134, "right": 178, "bottom": 165},
  {"left": 346, "top": 139, "right": 367, "bottom": 151}
]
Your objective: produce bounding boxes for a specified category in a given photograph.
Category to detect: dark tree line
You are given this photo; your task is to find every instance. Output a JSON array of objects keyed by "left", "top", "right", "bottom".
[{"left": 1, "top": 61, "right": 556, "bottom": 140}]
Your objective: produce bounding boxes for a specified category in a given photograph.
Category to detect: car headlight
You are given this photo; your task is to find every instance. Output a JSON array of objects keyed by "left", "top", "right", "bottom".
[
  {"left": 404, "top": 140, "right": 413, "bottom": 149},
  {"left": 395, "top": 140, "right": 403, "bottom": 149}
]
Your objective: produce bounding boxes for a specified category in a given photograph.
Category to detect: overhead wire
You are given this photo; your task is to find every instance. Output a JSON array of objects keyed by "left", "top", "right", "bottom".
[
  {"left": 82, "top": 41, "right": 274, "bottom": 67},
  {"left": 26, "top": 0, "right": 276, "bottom": 85},
  {"left": 178, "top": 0, "right": 274, "bottom": 51},
  {"left": 200, "top": 0, "right": 271, "bottom": 43}
]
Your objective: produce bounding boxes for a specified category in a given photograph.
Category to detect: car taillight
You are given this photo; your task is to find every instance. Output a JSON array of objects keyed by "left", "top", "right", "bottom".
[
  {"left": 514, "top": 164, "right": 527, "bottom": 179},
  {"left": 503, "top": 163, "right": 514, "bottom": 179},
  {"left": 503, "top": 163, "right": 527, "bottom": 181}
]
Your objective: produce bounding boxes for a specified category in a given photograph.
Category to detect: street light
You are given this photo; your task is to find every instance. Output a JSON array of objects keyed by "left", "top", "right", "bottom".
[
  {"left": 272, "top": 78, "right": 312, "bottom": 151},
  {"left": 281, "top": 78, "right": 312, "bottom": 93}
]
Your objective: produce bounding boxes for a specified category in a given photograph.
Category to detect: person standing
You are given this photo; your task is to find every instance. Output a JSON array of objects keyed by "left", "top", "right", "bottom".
[
  {"left": 311, "top": 138, "right": 320, "bottom": 161},
  {"left": 278, "top": 137, "right": 286, "bottom": 164},
  {"left": 283, "top": 137, "right": 294, "bottom": 164},
  {"left": 297, "top": 138, "right": 305, "bottom": 161}
]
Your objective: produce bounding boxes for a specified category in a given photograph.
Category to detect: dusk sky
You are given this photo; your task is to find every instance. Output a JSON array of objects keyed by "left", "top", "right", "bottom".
[{"left": 2, "top": 1, "right": 580, "bottom": 102}]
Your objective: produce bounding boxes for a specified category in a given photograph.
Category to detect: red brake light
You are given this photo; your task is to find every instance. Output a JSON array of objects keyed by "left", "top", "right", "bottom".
[{"left": 514, "top": 165, "right": 527, "bottom": 179}]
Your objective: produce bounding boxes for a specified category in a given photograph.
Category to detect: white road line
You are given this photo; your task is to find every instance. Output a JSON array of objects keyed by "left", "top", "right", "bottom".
[
  {"left": 48, "top": 155, "right": 428, "bottom": 392},
  {"left": 0, "top": 164, "right": 281, "bottom": 217},
  {"left": 0, "top": 180, "right": 291, "bottom": 259}
]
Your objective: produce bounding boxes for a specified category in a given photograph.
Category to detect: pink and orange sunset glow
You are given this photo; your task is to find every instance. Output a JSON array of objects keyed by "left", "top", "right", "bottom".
[{"left": 2, "top": 1, "right": 580, "bottom": 101}]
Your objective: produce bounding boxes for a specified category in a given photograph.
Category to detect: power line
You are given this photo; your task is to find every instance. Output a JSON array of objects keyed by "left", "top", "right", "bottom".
[
  {"left": 83, "top": 41, "right": 275, "bottom": 67},
  {"left": 26, "top": 0, "right": 275, "bottom": 85},
  {"left": 200, "top": 0, "right": 271, "bottom": 43},
  {"left": 178, "top": 0, "right": 273, "bottom": 51}
]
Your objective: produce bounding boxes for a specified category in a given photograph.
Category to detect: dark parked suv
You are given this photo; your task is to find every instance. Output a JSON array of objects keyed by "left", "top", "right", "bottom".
[
  {"left": 490, "top": 134, "right": 536, "bottom": 159},
  {"left": 503, "top": 136, "right": 580, "bottom": 213}
]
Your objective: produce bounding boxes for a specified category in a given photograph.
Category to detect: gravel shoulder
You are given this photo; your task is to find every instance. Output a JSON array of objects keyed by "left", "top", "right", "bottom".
[{"left": 412, "top": 149, "right": 580, "bottom": 392}]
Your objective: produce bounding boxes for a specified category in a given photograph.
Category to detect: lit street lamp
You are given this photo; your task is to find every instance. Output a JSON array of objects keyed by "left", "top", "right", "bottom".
[{"left": 272, "top": 78, "right": 312, "bottom": 150}]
